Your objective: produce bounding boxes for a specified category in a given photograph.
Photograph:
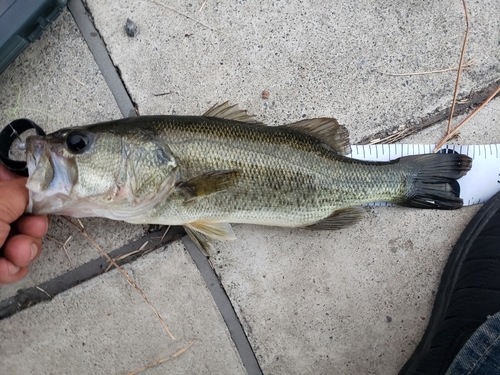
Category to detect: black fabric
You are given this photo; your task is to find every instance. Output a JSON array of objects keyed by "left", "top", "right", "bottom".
[{"left": 399, "top": 192, "right": 500, "bottom": 375}]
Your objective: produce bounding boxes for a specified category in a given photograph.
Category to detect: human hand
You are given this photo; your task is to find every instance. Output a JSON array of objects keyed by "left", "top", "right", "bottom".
[{"left": 0, "top": 164, "right": 48, "bottom": 285}]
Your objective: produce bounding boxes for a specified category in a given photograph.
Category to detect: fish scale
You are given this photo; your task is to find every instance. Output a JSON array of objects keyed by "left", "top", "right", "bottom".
[
  {"left": 146, "top": 117, "right": 415, "bottom": 226},
  {"left": 25, "top": 103, "right": 472, "bottom": 251}
]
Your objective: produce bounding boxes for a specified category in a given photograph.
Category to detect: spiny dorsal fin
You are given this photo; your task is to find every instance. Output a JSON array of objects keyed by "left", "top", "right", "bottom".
[
  {"left": 184, "top": 221, "right": 236, "bottom": 256},
  {"left": 281, "top": 118, "right": 351, "bottom": 155},
  {"left": 177, "top": 170, "right": 242, "bottom": 203},
  {"left": 304, "top": 206, "right": 364, "bottom": 230},
  {"left": 203, "top": 102, "right": 262, "bottom": 124}
]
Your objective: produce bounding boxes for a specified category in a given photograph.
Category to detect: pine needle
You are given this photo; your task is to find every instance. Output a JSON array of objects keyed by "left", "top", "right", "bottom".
[
  {"left": 63, "top": 217, "right": 175, "bottom": 340},
  {"left": 160, "top": 226, "right": 171, "bottom": 242},
  {"left": 445, "top": 0, "right": 470, "bottom": 135},
  {"left": 63, "top": 71, "right": 86, "bottom": 86},
  {"left": 430, "top": 0, "right": 500, "bottom": 152},
  {"left": 433, "top": 84, "right": 500, "bottom": 151},
  {"left": 150, "top": 0, "right": 217, "bottom": 32},
  {"left": 104, "top": 241, "right": 149, "bottom": 272},
  {"left": 378, "top": 59, "right": 474, "bottom": 77},
  {"left": 126, "top": 339, "right": 197, "bottom": 375},
  {"left": 36, "top": 286, "right": 51, "bottom": 298},
  {"left": 199, "top": 0, "right": 207, "bottom": 12},
  {"left": 45, "top": 235, "right": 74, "bottom": 266}
]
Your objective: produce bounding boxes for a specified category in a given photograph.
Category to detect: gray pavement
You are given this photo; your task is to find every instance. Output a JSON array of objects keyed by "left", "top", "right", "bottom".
[{"left": 1, "top": 0, "right": 499, "bottom": 374}]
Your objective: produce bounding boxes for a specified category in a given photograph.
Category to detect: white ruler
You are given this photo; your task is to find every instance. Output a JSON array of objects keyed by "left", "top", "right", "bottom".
[{"left": 348, "top": 144, "right": 500, "bottom": 206}]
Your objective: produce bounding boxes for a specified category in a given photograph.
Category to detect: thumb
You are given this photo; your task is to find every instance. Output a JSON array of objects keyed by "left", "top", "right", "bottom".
[
  {"left": 0, "top": 178, "right": 29, "bottom": 224},
  {"left": 0, "top": 163, "right": 24, "bottom": 182}
]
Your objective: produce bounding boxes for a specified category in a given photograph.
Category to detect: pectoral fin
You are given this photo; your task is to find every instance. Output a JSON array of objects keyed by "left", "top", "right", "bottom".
[
  {"left": 304, "top": 206, "right": 365, "bottom": 230},
  {"left": 177, "top": 170, "right": 242, "bottom": 203},
  {"left": 281, "top": 118, "right": 351, "bottom": 155},
  {"left": 184, "top": 221, "right": 236, "bottom": 255}
]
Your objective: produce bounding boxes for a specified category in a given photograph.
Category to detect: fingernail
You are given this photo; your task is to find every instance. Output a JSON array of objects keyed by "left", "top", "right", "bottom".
[
  {"left": 8, "top": 263, "right": 20, "bottom": 275},
  {"left": 43, "top": 215, "right": 49, "bottom": 235},
  {"left": 30, "top": 243, "right": 38, "bottom": 260}
]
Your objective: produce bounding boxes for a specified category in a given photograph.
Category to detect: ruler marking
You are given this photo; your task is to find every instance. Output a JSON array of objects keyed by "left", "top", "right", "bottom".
[{"left": 347, "top": 144, "right": 500, "bottom": 207}]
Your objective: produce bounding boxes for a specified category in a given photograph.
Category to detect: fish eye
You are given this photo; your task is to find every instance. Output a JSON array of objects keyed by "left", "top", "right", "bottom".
[{"left": 65, "top": 130, "right": 92, "bottom": 154}]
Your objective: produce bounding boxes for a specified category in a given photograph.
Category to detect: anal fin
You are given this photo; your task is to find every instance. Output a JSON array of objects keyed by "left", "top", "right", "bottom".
[{"left": 304, "top": 206, "right": 365, "bottom": 230}]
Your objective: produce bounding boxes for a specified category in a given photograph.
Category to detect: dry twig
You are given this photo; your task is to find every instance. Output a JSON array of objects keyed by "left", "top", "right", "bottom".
[
  {"left": 150, "top": 0, "right": 217, "bottom": 32},
  {"left": 63, "top": 71, "right": 86, "bottom": 86},
  {"left": 127, "top": 339, "right": 197, "bottom": 375},
  {"left": 445, "top": 0, "right": 470, "bottom": 136},
  {"left": 429, "top": 0, "right": 500, "bottom": 152},
  {"left": 45, "top": 235, "right": 74, "bottom": 266},
  {"left": 160, "top": 226, "right": 171, "bottom": 242},
  {"left": 433, "top": 84, "right": 500, "bottom": 151},
  {"left": 378, "top": 59, "right": 474, "bottom": 77},
  {"left": 104, "top": 241, "right": 149, "bottom": 272},
  {"left": 36, "top": 286, "right": 51, "bottom": 298},
  {"left": 63, "top": 217, "right": 175, "bottom": 340},
  {"left": 199, "top": 0, "right": 207, "bottom": 12}
]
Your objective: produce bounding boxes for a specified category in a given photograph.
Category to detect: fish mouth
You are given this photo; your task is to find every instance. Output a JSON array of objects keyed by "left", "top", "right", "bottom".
[{"left": 25, "top": 135, "right": 77, "bottom": 214}]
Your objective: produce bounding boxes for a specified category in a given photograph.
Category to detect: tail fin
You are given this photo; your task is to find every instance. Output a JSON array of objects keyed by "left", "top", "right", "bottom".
[{"left": 398, "top": 153, "right": 472, "bottom": 209}]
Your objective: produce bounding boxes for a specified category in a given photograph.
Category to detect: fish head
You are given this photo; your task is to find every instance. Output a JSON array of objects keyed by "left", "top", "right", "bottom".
[{"left": 25, "top": 125, "right": 178, "bottom": 221}]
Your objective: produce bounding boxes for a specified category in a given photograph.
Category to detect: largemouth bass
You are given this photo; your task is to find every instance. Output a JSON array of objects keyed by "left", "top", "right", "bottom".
[{"left": 25, "top": 103, "right": 472, "bottom": 251}]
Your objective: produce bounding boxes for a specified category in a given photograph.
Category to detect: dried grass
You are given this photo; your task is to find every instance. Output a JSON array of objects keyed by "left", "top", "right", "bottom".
[
  {"left": 45, "top": 235, "right": 74, "bottom": 266},
  {"left": 126, "top": 339, "right": 197, "bottom": 375},
  {"left": 150, "top": 0, "right": 217, "bottom": 32},
  {"left": 378, "top": 59, "right": 474, "bottom": 77},
  {"left": 63, "top": 217, "right": 175, "bottom": 340},
  {"left": 432, "top": 0, "right": 499, "bottom": 151}
]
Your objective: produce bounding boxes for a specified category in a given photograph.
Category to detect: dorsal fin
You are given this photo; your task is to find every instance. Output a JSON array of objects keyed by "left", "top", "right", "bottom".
[
  {"left": 203, "top": 102, "right": 262, "bottom": 124},
  {"left": 281, "top": 118, "right": 351, "bottom": 155}
]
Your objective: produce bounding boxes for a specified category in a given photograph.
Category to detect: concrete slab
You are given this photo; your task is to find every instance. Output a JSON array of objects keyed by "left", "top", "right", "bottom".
[
  {"left": 84, "top": 0, "right": 499, "bottom": 142},
  {"left": 0, "top": 8, "right": 121, "bottom": 129},
  {"left": 209, "top": 97, "right": 499, "bottom": 374},
  {"left": 80, "top": 0, "right": 500, "bottom": 373},
  {"left": 0, "top": 1, "right": 498, "bottom": 375},
  {"left": 0, "top": 241, "right": 246, "bottom": 375},
  {"left": 210, "top": 207, "right": 479, "bottom": 374},
  {"left": 403, "top": 96, "right": 500, "bottom": 145},
  {"left": 0, "top": 8, "right": 145, "bottom": 300}
]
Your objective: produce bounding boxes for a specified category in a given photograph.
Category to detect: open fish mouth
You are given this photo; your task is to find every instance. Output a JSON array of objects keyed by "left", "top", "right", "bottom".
[{"left": 25, "top": 135, "right": 77, "bottom": 214}]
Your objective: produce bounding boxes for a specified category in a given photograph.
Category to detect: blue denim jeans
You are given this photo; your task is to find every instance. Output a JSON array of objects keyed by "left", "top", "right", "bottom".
[{"left": 446, "top": 310, "right": 500, "bottom": 374}]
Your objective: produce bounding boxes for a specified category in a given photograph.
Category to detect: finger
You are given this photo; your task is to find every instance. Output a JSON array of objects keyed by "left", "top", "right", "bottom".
[
  {"left": 2, "top": 234, "right": 42, "bottom": 268},
  {"left": 0, "top": 163, "right": 25, "bottom": 182},
  {"left": 0, "top": 258, "right": 29, "bottom": 285},
  {"left": 0, "top": 178, "right": 29, "bottom": 224},
  {"left": 0, "top": 221, "right": 9, "bottom": 248},
  {"left": 14, "top": 215, "right": 49, "bottom": 238}
]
